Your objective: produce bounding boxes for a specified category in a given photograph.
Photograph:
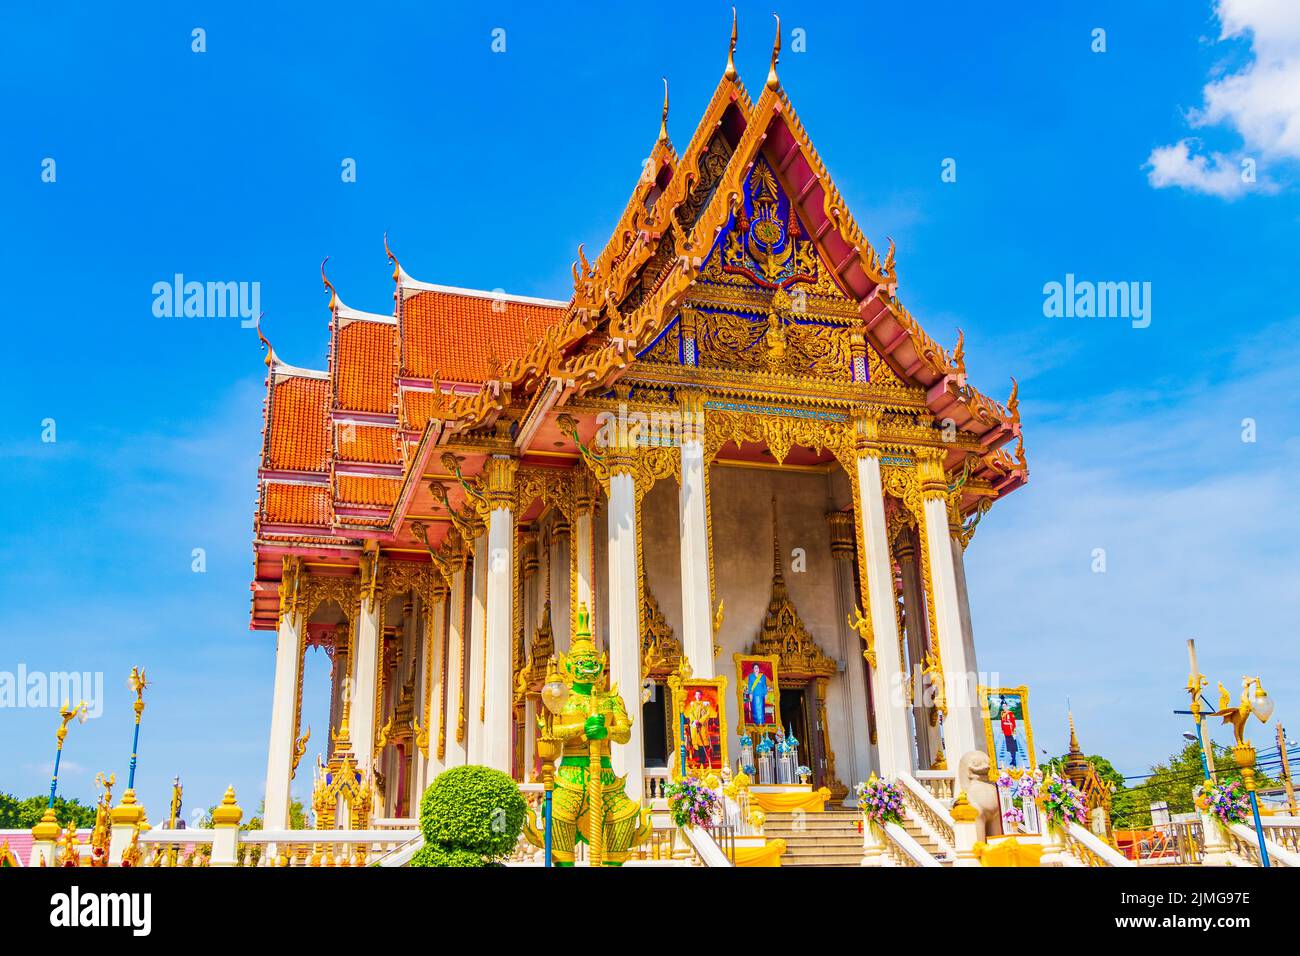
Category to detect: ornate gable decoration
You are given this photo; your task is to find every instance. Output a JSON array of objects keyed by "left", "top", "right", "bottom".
[
  {"left": 641, "top": 587, "right": 682, "bottom": 678},
  {"left": 749, "top": 498, "right": 835, "bottom": 683},
  {"left": 702, "top": 154, "right": 843, "bottom": 298}
]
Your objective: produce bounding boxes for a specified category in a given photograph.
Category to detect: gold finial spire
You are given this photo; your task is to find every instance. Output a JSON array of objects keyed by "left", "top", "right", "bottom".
[
  {"left": 766, "top": 13, "right": 781, "bottom": 91},
  {"left": 725, "top": 7, "right": 738, "bottom": 81},
  {"left": 383, "top": 231, "right": 401, "bottom": 283},
  {"left": 658, "top": 77, "right": 669, "bottom": 144},
  {"left": 321, "top": 256, "right": 338, "bottom": 312},
  {"left": 1068, "top": 710, "right": 1081, "bottom": 754},
  {"left": 255, "top": 312, "right": 274, "bottom": 368}
]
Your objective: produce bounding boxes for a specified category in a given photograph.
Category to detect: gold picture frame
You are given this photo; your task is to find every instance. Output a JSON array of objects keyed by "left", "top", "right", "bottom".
[
  {"left": 734, "top": 653, "right": 781, "bottom": 736},
  {"left": 667, "top": 674, "right": 729, "bottom": 781},
  {"left": 979, "top": 684, "right": 1036, "bottom": 773}
]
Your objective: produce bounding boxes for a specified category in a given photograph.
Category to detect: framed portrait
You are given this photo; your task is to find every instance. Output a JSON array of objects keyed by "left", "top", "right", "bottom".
[
  {"left": 734, "top": 653, "right": 781, "bottom": 735},
  {"left": 667, "top": 674, "right": 729, "bottom": 780},
  {"left": 979, "top": 685, "right": 1036, "bottom": 773}
]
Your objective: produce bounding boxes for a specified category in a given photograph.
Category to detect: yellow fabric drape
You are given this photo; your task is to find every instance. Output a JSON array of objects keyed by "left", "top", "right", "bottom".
[
  {"left": 973, "top": 836, "right": 1043, "bottom": 867},
  {"left": 733, "top": 839, "right": 786, "bottom": 867},
  {"left": 750, "top": 787, "right": 830, "bottom": 813}
]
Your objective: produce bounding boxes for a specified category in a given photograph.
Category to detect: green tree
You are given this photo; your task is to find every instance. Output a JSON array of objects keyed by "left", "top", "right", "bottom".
[
  {"left": 410, "top": 765, "right": 527, "bottom": 867},
  {"left": 1043, "top": 742, "right": 1282, "bottom": 830},
  {"left": 0, "top": 793, "right": 96, "bottom": 829},
  {"left": 1128, "top": 742, "right": 1278, "bottom": 825}
]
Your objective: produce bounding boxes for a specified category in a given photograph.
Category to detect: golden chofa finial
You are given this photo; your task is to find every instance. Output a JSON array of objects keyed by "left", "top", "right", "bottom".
[
  {"left": 766, "top": 13, "right": 781, "bottom": 91},
  {"left": 255, "top": 313, "right": 274, "bottom": 368},
  {"left": 383, "top": 232, "right": 400, "bottom": 283},
  {"left": 724, "top": 7, "right": 738, "bottom": 81},
  {"left": 658, "top": 77, "right": 670, "bottom": 144},
  {"left": 321, "top": 256, "right": 339, "bottom": 312}
]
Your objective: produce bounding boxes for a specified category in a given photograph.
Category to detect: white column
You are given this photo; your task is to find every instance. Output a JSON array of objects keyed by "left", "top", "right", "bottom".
[
  {"left": 922, "top": 491, "right": 980, "bottom": 762},
  {"left": 606, "top": 465, "right": 644, "bottom": 797},
  {"left": 424, "top": 596, "right": 447, "bottom": 785},
  {"left": 443, "top": 562, "right": 468, "bottom": 767},
  {"left": 523, "top": 696, "right": 539, "bottom": 781},
  {"left": 574, "top": 467, "right": 598, "bottom": 641},
  {"left": 483, "top": 484, "right": 516, "bottom": 773},
  {"left": 898, "top": 534, "right": 942, "bottom": 767},
  {"left": 263, "top": 607, "right": 302, "bottom": 832},
  {"left": 351, "top": 577, "right": 381, "bottom": 778},
  {"left": 854, "top": 448, "right": 912, "bottom": 778},
  {"left": 467, "top": 530, "right": 488, "bottom": 764},
  {"left": 574, "top": 512, "right": 595, "bottom": 631},
  {"left": 552, "top": 522, "right": 572, "bottom": 650},
  {"left": 678, "top": 418, "right": 714, "bottom": 678},
  {"left": 827, "top": 511, "right": 873, "bottom": 793},
  {"left": 951, "top": 533, "right": 982, "bottom": 708}
]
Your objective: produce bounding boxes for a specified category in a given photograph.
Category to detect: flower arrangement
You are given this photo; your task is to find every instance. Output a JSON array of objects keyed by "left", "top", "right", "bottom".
[
  {"left": 665, "top": 777, "right": 721, "bottom": 829},
  {"left": 996, "top": 769, "right": 1041, "bottom": 826},
  {"left": 1039, "top": 774, "right": 1087, "bottom": 830},
  {"left": 855, "top": 775, "right": 904, "bottom": 828},
  {"left": 796, "top": 765, "right": 812, "bottom": 783},
  {"left": 1198, "top": 780, "right": 1250, "bottom": 826}
]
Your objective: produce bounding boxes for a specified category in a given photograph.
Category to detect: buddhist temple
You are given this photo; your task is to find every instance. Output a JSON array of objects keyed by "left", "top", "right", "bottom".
[{"left": 249, "top": 20, "right": 1026, "bottom": 833}]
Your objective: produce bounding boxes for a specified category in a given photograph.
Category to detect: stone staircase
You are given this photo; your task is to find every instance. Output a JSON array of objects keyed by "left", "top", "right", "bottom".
[
  {"left": 763, "top": 805, "right": 953, "bottom": 867},
  {"left": 763, "top": 808, "right": 866, "bottom": 867}
]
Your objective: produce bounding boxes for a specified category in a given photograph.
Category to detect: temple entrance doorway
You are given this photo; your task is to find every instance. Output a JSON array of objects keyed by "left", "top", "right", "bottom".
[
  {"left": 642, "top": 682, "right": 669, "bottom": 768},
  {"left": 779, "top": 687, "right": 809, "bottom": 768}
]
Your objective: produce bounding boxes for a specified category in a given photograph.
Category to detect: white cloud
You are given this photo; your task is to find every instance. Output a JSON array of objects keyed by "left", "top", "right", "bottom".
[
  {"left": 1147, "top": 0, "right": 1300, "bottom": 196},
  {"left": 1147, "top": 139, "right": 1254, "bottom": 197}
]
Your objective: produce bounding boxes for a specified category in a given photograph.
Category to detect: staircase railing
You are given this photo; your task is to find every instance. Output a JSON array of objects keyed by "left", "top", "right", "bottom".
[
  {"left": 1062, "top": 822, "right": 1134, "bottom": 867},
  {"left": 896, "top": 772, "right": 956, "bottom": 856},
  {"left": 912, "top": 769, "right": 956, "bottom": 803},
  {"left": 882, "top": 822, "right": 942, "bottom": 867},
  {"left": 682, "top": 823, "right": 734, "bottom": 867},
  {"left": 1226, "top": 822, "right": 1300, "bottom": 867}
]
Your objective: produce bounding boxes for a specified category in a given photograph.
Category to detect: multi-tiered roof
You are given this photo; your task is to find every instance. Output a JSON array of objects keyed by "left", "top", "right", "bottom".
[{"left": 250, "top": 18, "right": 1025, "bottom": 630}]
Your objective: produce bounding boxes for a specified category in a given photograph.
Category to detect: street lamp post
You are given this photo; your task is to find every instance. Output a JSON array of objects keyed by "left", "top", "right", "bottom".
[{"left": 1233, "top": 678, "right": 1274, "bottom": 867}]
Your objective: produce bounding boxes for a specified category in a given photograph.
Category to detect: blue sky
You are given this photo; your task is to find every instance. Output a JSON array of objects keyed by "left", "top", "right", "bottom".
[{"left": 2, "top": 1, "right": 1298, "bottom": 818}]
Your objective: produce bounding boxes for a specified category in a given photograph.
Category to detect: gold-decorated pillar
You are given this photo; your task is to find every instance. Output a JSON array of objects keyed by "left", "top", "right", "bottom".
[
  {"left": 851, "top": 412, "right": 913, "bottom": 777},
  {"left": 827, "top": 511, "right": 875, "bottom": 788},
  {"left": 916, "top": 449, "right": 981, "bottom": 762}
]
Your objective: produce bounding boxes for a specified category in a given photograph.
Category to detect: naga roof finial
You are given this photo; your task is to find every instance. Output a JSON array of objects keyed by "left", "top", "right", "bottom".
[
  {"left": 658, "top": 77, "right": 670, "bottom": 144},
  {"left": 725, "top": 7, "right": 739, "bottom": 81},
  {"left": 766, "top": 13, "right": 781, "bottom": 91},
  {"left": 321, "top": 256, "right": 338, "bottom": 312},
  {"left": 383, "top": 232, "right": 400, "bottom": 283},
  {"left": 255, "top": 312, "right": 275, "bottom": 368}
]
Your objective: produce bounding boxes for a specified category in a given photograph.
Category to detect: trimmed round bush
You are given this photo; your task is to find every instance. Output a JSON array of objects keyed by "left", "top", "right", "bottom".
[{"left": 410, "top": 765, "right": 527, "bottom": 867}]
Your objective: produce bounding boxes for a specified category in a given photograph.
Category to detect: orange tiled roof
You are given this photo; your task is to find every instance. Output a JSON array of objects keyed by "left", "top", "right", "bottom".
[
  {"left": 265, "top": 377, "right": 330, "bottom": 471},
  {"left": 336, "top": 474, "right": 402, "bottom": 508},
  {"left": 337, "top": 422, "right": 401, "bottom": 465},
  {"left": 400, "top": 388, "right": 441, "bottom": 431},
  {"left": 263, "top": 482, "right": 331, "bottom": 525},
  {"left": 401, "top": 290, "right": 564, "bottom": 383},
  {"left": 335, "top": 321, "right": 397, "bottom": 413}
]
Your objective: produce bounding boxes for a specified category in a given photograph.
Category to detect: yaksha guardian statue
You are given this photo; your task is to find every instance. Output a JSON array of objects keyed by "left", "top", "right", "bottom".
[{"left": 528, "top": 604, "right": 650, "bottom": 865}]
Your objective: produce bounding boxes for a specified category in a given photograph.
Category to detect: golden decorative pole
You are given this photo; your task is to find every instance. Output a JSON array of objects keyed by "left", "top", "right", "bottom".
[
  {"left": 586, "top": 711, "right": 605, "bottom": 867},
  {"left": 33, "top": 701, "right": 88, "bottom": 858},
  {"left": 1185, "top": 639, "right": 1217, "bottom": 783},
  {"left": 1277, "top": 722, "right": 1297, "bottom": 816}
]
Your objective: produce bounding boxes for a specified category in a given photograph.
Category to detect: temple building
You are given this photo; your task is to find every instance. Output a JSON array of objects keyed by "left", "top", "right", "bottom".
[{"left": 250, "top": 28, "right": 1026, "bottom": 831}]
